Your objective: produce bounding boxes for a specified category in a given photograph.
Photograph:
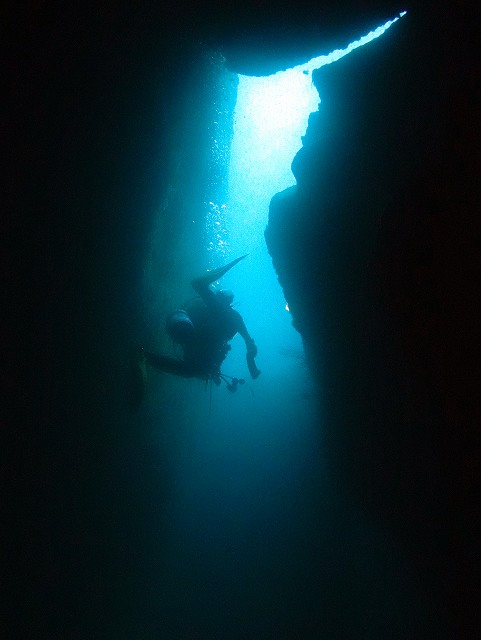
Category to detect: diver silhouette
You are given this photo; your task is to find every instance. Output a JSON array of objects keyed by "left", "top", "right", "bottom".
[{"left": 130, "top": 255, "right": 260, "bottom": 405}]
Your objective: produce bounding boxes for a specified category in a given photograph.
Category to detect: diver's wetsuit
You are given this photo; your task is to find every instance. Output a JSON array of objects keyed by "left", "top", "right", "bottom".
[
  {"left": 145, "top": 274, "right": 259, "bottom": 381},
  {"left": 187, "top": 278, "right": 256, "bottom": 377},
  {"left": 191, "top": 278, "right": 254, "bottom": 345}
]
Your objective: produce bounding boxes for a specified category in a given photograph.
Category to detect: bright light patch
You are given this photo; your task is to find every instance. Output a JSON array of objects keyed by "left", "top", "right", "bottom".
[
  {"left": 204, "top": 13, "right": 406, "bottom": 358},
  {"left": 220, "top": 12, "right": 406, "bottom": 258}
]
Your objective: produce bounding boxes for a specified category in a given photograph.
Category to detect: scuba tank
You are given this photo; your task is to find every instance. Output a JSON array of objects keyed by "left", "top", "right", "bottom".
[
  {"left": 165, "top": 309, "right": 194, "bottom": 345},
  {"left": 166, "top": 296, "right": 210, "bottom": 345}
]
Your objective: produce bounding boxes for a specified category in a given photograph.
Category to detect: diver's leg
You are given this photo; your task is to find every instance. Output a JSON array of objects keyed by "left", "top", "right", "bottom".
[
  {"left": 191, "top": 255, "right": 248, "bottom": 291},
  {"left": 145, "top": 352, "right": 197, "bottom": 378}
]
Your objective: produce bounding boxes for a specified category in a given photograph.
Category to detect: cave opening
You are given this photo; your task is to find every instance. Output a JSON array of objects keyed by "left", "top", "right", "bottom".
[
  {"left": 138, "top": 12, "right": 423, "bottom": 638},
  {"left": 201, "top": 11, "right": 406, "bottom": 392}
]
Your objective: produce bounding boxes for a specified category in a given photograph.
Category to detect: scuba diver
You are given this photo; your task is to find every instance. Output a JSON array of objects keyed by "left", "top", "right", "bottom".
[{"left": 129, "top": 255, "right": 260, "bottom": 407}]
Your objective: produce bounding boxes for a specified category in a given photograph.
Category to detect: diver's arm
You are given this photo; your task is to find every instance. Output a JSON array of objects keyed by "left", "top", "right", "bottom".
[
  {"left": 236, "top": 316, "right": 261, "bottom": 379},
  {"left": 236, "top": 316, "right": 255, "bottom": 351}
]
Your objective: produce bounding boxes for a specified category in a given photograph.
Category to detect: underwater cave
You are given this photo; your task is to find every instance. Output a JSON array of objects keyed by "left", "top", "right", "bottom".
[{"left": 7, "top": 2, "right": 480, "bottom": 638}]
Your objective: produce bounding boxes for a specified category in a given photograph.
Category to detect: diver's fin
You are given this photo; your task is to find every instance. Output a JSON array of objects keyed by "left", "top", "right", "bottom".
[{"left": 192, "top": 254, "right": 248, "bottom": 287}]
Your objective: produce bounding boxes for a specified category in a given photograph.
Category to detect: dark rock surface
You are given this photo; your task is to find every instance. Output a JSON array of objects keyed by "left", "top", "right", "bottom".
[{"left": 266, "top": 5, "right": 480, "bottom": 637}]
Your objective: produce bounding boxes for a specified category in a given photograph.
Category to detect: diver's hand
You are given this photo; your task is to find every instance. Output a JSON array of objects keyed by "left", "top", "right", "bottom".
[
  {"left": 251, "top": 366, "right": 261, "bottom": 379},
  {"left": 246, "top": 352, "right": 261, "bottom": 379}
]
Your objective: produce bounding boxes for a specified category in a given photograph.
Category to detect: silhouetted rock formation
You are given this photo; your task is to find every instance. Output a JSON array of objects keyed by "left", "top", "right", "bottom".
[{"left": 265, "top": 6, "right": 480, "bottom": 637}]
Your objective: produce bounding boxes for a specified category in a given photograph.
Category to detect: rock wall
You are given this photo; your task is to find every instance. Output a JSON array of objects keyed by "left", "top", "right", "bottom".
[{"left": 265, "top": 6, "right": 480, "bottom": 636}]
